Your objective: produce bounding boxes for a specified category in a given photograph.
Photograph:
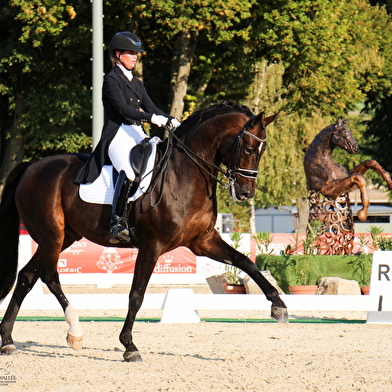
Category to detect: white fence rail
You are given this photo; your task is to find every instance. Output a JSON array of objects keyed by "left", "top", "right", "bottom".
[{"left": 2, "top": 287, "right": 391, "bottom": 323}]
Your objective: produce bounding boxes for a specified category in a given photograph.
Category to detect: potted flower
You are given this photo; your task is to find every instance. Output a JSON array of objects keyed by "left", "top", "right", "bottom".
[
  {"left": 355, "top": 226, "right": 392, "bottom": 294},
  {"left": 223, "top": 265, "right": 246, "bottom": 294},
  {"left": 223, "top": 231, "right": 246, "bottom": 294},
  {"left": 288, "top": 257, "right": 318, "bottom": 294}
]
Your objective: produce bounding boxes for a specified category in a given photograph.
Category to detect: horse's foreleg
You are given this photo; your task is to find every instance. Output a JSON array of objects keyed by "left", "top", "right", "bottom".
[
  {"left": 0, "top": 254, "right": 42, "bottom": 355},
  {"left": 120, "top": 249, "right": 159, "bottom": 362},
  {"left": 191, "top": 233, "right": 288, "bottom": 323},
  {"left": 351, "top": 159, "right": 392, "bottom": 190}
]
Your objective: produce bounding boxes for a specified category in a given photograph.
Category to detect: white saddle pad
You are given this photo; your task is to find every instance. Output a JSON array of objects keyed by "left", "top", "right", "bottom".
[{"left": 79, "top": 136, "right": 161, "bottom": 205}]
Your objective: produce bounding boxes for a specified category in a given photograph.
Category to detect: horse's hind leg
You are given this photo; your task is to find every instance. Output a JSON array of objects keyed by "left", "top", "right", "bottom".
[
  {"left": 351, "top": 159, "right": 392, "bottom": 190},
  {"left": 1, "top": 237, "right": 82, "bottom": 355},
  {"left": 40, "top": 235, "right": 83, "bottom": 351},
  {"left": 0, "top": 251, "right": 42, "bottom": 355}
]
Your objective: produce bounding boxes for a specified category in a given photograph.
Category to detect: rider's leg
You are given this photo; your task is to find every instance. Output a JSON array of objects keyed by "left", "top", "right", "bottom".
[
  {"left": 108, "top": 125, "right": 148, "bottom": 181},
  {"left": 108, "top": 125, "right": 148, "bottom": 244},
  {"left": 109, "top": 170, "right": 131, "bottom": 244}
]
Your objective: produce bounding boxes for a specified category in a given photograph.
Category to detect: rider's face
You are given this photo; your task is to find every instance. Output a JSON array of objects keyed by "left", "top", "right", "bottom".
[{"left": 118, "top": 50, "right": 138, "bottom": 70}]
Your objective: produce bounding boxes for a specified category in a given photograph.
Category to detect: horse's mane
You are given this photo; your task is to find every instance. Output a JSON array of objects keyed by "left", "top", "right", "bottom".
[{"left": 179, "top": 101, "right": 253, "bottom": 132}]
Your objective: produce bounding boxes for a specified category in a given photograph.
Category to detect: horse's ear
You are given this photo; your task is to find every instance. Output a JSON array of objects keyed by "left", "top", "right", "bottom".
[
  {"left": 261, "top": 112, "right": 280, "bottom": 128},
  {"left": 337, "top": 116, "right": 348, "bottom": 127}
]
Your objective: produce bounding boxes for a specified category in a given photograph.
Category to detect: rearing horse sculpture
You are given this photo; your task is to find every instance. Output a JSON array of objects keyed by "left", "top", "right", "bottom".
[{"left": 304, "top": 116, "right": 392, "bottom": 222}]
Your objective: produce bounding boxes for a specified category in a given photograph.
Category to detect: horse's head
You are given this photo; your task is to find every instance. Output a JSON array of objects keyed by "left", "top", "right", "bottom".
[
  {"left": 331, "top": 116, "right": 358, "bottom": 154},
  {"left": 223, "top": 112, "right": 279, "bottom": 201}
]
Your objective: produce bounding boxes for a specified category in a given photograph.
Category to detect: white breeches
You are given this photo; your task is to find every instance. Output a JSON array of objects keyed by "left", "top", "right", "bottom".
[{"left": 108, "top": 124, "right": 148, "bottom": 181}]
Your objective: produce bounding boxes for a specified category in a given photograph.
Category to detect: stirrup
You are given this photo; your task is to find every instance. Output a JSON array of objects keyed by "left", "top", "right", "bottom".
[{"left": 109, "top": 218, "right": 131, "bottom": 244}]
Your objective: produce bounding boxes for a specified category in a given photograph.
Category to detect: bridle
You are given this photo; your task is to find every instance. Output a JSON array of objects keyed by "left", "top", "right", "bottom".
[
  {"left": 165, "top": 114, "right": 267, "bottom": 188},
  {"left": 224, "top": 115, "right": 267, "bottom": 182}
]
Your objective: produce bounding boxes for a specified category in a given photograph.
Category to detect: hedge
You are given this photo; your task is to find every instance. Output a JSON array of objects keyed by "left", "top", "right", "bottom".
[{"left": 256, "top": 254, "right": 372, "bottom": 294}]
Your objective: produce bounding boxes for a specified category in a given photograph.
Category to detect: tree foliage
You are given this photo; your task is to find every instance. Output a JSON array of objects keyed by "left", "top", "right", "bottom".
[
  {"left": 0, "top": 0, "right": 92, "bottom": 191},
  {"left": 1, "top": 0, "right": 391, "bottom": 233}
]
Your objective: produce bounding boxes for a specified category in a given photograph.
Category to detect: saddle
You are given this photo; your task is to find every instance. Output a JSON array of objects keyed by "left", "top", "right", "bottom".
[{"left": 128, "top": 138, "right": 152, "bottom": 197}]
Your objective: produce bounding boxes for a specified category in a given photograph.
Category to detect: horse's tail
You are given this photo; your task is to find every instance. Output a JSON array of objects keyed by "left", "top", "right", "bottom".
[{"left": 0, "top": 162, "right": 32, "bottom": 302}]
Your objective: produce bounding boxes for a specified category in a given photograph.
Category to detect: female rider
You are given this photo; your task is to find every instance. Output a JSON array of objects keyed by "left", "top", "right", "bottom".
[{"left": 75, "top": 31, "right": 180, "bottom": 244}]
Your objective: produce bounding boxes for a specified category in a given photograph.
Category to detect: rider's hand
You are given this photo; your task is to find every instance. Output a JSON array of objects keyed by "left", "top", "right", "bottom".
[
  {"left": 151, "top": 114, "right": 169, "bottom": 128},
  {"left": 170, "top": 118, "right": 181, "bottom": 129}
]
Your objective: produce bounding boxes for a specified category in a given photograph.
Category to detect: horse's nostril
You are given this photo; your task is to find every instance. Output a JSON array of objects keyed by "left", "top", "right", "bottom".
[{"left": 240, "top": 192, "right": 250, "bottom": 200}]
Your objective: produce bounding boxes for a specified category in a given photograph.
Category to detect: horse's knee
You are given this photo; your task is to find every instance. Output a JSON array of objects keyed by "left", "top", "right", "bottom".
[{"left": 357, "top": 207, "right": 369, "bottom": 222}]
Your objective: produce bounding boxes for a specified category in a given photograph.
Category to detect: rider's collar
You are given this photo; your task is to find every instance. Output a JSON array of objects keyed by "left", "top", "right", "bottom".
[{"left": 116, "top": 63, "right": 133, "bottom": 82}]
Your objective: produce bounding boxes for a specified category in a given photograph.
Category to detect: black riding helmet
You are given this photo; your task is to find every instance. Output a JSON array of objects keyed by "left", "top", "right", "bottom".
[{"left": 109, "top": 32, "right": 146, "bottom": 56}]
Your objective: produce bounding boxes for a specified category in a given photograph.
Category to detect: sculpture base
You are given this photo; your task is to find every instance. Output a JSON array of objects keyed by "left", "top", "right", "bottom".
[{"left": 307, "top": 191, "right": 354, "bottom": 255}]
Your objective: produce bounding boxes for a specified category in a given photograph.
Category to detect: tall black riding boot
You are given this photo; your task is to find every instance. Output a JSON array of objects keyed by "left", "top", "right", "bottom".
[{"left": 109, "top": 170, "right": 132, "bottom": 244}]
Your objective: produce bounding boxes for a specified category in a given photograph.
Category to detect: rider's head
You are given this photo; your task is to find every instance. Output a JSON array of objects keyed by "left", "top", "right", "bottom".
[{"left": 109, "top": 32, "right": 145, "bottom": 67}]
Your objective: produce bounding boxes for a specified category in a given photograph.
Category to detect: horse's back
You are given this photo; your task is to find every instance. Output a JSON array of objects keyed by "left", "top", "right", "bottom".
[
  {"left": 16, "top": 154, "right": 87, "bottom": 213},
  {"left": 20, "top": 154, "right": 87, "bottom": 182}
]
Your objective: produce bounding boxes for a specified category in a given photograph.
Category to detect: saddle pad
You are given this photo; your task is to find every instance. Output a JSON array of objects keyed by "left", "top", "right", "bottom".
[{"left": 79, "top": 136, "right": 161, "bottom": 205}]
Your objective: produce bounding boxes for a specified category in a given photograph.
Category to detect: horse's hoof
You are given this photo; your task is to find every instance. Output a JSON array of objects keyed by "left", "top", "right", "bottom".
[
  {"left": 0, "top": 344, "right": 17, "bottom": 355},
  {"left": 271, "top": 306, "right": 289, "bottom": 324},
  {"left": 357, "top": 209, "right": 368, "bottom": 222},
  {"left": 67, "top": 333, "right": 83, "bottom": 351},
  {"left": 123, "top": 350, "right": 143, "bottom": 362}
]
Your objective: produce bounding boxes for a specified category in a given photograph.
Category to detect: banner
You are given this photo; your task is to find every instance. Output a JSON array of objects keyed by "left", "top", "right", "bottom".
[{"left": 32, "top": 239, "right": 196, "bottom": 274}]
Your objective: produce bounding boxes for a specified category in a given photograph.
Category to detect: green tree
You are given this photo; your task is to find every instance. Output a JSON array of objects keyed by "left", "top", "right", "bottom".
[
  {"left": 362, "top": 1, "right": 392, "bottom": 176},
  {"left": 244, "top": 0, "right": 392, "bottom": 231},
  {"left": 0, "top": 0, "right": 92, "bottom": 193},
  {"left": 136, "top": 0, "right": 257, "bottom": 120}
]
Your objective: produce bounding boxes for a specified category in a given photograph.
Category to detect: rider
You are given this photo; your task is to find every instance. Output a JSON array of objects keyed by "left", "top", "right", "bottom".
[{"left": 74, "top": 31, "right": 180, "bottom": 244}]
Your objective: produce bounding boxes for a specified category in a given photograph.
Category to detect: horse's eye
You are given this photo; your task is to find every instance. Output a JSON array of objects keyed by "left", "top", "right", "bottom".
[{"left": 244, "top": 145, "right": 254, "bottom": 155}]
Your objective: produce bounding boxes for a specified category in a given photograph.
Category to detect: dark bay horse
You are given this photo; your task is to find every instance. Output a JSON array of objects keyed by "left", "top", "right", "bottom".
[
  {"left": 304, "top": 116, "right": 392, "bottom": 222},
  {"left": 0, "top": 102, "right": 287, "bottom": 362}
]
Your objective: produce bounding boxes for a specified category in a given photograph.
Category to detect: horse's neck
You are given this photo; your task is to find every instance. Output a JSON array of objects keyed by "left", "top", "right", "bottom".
[
  {"left": 179, "top": 119, "right": 222, "bottom": 162},
  {"left": 308, "top": 131, "right": 334, "bottom": 161}
]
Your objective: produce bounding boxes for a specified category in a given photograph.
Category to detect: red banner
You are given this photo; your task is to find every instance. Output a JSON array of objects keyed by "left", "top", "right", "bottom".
[{"left": 32, "top": 239, "right": 196, "bottom": 274}]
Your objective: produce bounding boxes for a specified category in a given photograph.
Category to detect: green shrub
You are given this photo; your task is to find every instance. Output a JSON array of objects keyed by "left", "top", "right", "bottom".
[{"left": 256, "top": 254, "right": 372, "bottom": 293}]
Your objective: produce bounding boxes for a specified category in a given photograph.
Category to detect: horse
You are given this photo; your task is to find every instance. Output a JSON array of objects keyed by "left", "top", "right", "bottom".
[
  {"left": 304, "top": 116, "right": 392, "bottom": 222},
  {"left": 0, "top": 102, "right": 287, "bottom": 362}
]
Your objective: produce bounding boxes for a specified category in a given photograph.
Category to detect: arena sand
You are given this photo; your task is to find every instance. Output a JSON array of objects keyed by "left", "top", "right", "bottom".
[{"left": 1, "top": 307, "right": 392, "bottom": 392}]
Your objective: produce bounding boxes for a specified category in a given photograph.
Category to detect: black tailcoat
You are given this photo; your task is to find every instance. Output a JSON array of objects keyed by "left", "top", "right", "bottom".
[{"left": 74, "top": 65, "right": 168, "bottom": 184}]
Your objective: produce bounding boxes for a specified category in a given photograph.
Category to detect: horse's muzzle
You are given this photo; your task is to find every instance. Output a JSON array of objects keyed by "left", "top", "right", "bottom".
[{"left": 233, "top": 183, "right": 255, "bottom": 201}]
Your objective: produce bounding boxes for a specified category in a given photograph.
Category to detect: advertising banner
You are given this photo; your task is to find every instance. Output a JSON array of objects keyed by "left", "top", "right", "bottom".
[{"left": 32, "top": 239, "right": 196, "bottom": 275}]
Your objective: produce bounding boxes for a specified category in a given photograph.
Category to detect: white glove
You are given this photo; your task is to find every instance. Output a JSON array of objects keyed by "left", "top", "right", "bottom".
[
  {"left": 151, "top": 114, "right": 169, "bottom": 127},
  {"left": 170, "top": 118, "right": 181, "bottom": 129}
]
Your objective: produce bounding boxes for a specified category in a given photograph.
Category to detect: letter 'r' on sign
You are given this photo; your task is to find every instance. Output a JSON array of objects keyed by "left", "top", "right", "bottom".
[
  {"left": 367, "top": 251, "right": 392, "bottom": 324},
  {"left": 379, "top": 264, "right": 391, "bottom": 281}
]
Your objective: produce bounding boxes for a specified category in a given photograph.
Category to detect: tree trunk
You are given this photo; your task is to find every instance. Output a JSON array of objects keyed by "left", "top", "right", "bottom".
[
  {"left": 0, "top": 92, "right": 25, "bottom": 197},
  {"left": 249, "top": 198, "right": 256, "bottom": 235},
  {"left": 297, "top": 197, "right": 309, "bottom": 234},
  {"left": 169, "top": 30, "right": 198, "bottom": 121}
]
